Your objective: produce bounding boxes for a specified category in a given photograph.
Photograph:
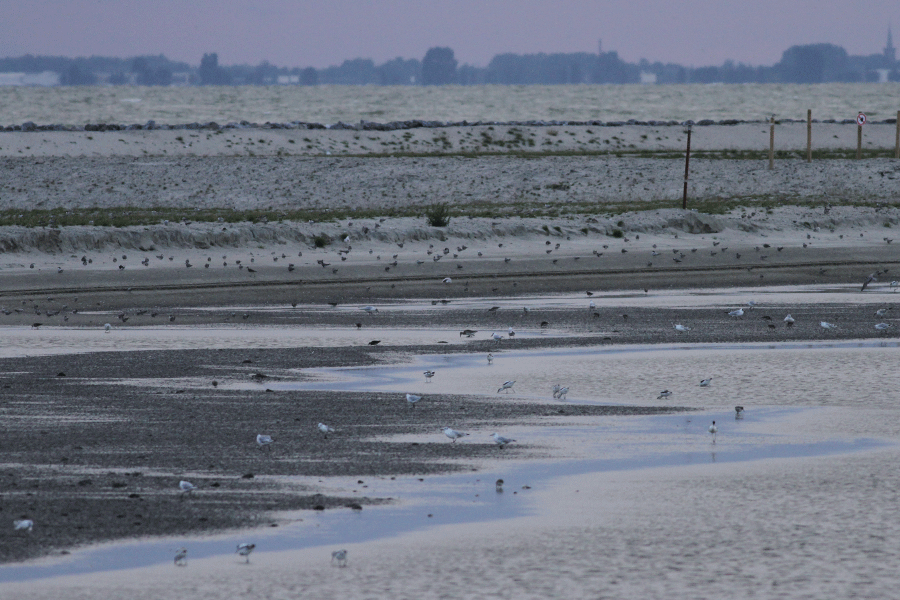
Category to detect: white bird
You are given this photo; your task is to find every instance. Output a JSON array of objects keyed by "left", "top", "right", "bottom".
[
  {"left": 406, "top": 393, "right": 421, "bottom": 407},
  {"left": 784, "top": 314, "right": 795, "bottom": 327},
  {"left": 331, "top": 549, "right": 348, "bottom": 567},
  {"left": 104, "top": 322, "right": 111, "bottom": 333},
  {"left": 178, "top": 480, "right": 196, "bottom": 494},
  {"left": 174, "top": 547, "right": 188, "bottom": 566},
  {"left": 875, "top": 322, "right": 892, "bottom": 330},
  {"left": 589, "top": 300, "right": 596, "bottom": 310},
  {"left": 699, "top": 377, "right": 712, "bottom": 387},
  {"left": 491, "top": 432, "right": 516, "bottom": 447},
  {"left": 424, "top": 370, "right": 435, "bottom": 382},
  {"left": 236, "top": 543, "right": 256, "bottom": 563},
  {"left": 442, "top": 277, "right": 452, "bottom": 284},
  {"left": 552, "top": 384, "right": 561, "bottom": 398},
  {"left": 747, "top": 300, "right": 759, "bottom": 309},
  {"left": 256, "top": 434, "right": 274, "bottom": 451},
  {"left": 487, "top": 353, "right": 494, "bottom": 365},
  {"left": 361, "top": 305, "right": 379, "bottom": 314},
  {"left": 13, "top": 519, "right": 33, "bottom": 532},
  {"left": 875, "top": 307, "right": 891, "bottom": 317},
  {"left": 556, "top": 386, "right": 569, "bottom": 400},
  {"left": 674, "top": 324, "right": 691, "bottom": 332},
  {"left": 727, "top": 308, "right": 744, "bottom": 318},
  {"left": 507, "top": 326, "right": 515, "bottom": 338},
  {"left": 708, "top": 420, "right": 718, "bottom": 443},
  {"left": 497, "top": 380, "right": 515, "bottom": 394},
  {"left": 820, "top": 321, "right": 837, "bottom": 329},
  {"left": 443, "top": 427, "right": 469, "bottom": 442},
  {"left": 657, "top": 390, "right": 672, "bottom": 399},
  {"left": 317, "top": 422, "right": 334, "bottom": 437},
  {"left": 492, "top": 332, "right": 503, "bottom": 342}
]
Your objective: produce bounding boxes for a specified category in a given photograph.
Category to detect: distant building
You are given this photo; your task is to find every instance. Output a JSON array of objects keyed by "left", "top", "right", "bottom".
[{"left": 0, "top": 71, "right": 59, "bottom": 86}]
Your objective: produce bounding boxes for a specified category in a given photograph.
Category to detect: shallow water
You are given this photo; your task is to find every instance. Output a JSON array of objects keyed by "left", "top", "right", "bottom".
[
  {"left": 3, "top": 285, "right": 899, "bottom": 586},
  {"left": 0, "top": 403, "right": 883, "bottom": 583},
  {"left": 1, "top": 83, "right": 898, "bottom": 125}
]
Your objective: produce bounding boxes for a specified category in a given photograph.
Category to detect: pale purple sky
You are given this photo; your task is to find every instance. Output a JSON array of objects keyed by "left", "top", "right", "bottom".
[{"left": 1, "top": 1, "right": 896, "bottom": 68}]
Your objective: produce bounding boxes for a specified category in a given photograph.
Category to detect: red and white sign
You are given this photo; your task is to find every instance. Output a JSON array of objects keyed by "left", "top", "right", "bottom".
[{"left": 857, "top": 113, "right": 867, "bottom": 126}]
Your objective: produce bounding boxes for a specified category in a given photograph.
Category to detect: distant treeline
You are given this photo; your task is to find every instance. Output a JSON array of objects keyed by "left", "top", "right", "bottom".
[{"left": 1, "top": 42, "right": 897, "bottom": 86}]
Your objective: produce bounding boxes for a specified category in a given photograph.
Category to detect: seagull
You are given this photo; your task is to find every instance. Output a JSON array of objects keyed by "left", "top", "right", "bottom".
[
  {"left": 442, "top": 277, "right": 452, "bottom": 284},
  {"left": 487, "top": 353, "right": 494, "bottom": 365},
  {"left": 491, "top": 433, "right": 516, "bottom": 447},
  {"left": 424, "top": 370, "right": 435, "bottom": 382},
  {"left": 331, "top": 549, "right": 348, "bottom": 567},
  {"left": 174, "top": 547, "right": 188, "bottom": 566},
  {"left": 104, "top": 323, "right": 111, "bottom": 333},
  {"left": 361, "top": 306, "right": 379, "bottom": 314},
  {"left": 735, "top": 406, "right": 744, "bottom": 419},
  {"left": 552, "top": 384, "right": 561, "bottom": 398},
  {"left": 708, "top": 420, "right": 718, "bottom": 443},
  {"left": 727, "top": 308, "right": 744, "bottom": 318},
  {"left": 657, "top": 390, "right": 672, "bottom": 400},
  {"left": 589, "top": 300, "right": 596, "bottom": 310},
  {"left": 443, "top": 427, "right": 469, "bottom": 442},
  {"left": 507, "top": 326, "right": 515, "bottom": 338},
  {"left": 747, "top": 300, "right": 759, "bottom": 309},
  {"left": 406, "top": 393, "right": 421, "bottom": 407},
  {"left": 820, "top": 321, "right": 837, "bottom": 329},
  {"left": 556, "top": 386, "right": 569, "bottom": 400},
  {"left": 875, "top": 322, "right": 892, "bottom": 330},
  {"left": 784, "top": 314, "right": 795, "bottom": 327},
  {"left": 861, "top": 271, "right": 882, "bottom": 292},
  {"left": 459, "top": 329, "right": 478, "bottom": 337},
  {"left": 317, "top": 422, "right": 334, "bottom": 438},
  {"left": 674, "top": 324, "right": 691, "bottom": 332},
  {"left": 13, "top": 519, "right": 33, "bottom": 532},
  {"left": 179, "top": 480, "right": 196, "bottom": 495},
  {"left": 496, "top": 478, "right": 504, "bottom": 492},
  {"left": 699, "top": 378, "right": 712, "bottom": 387},
  {"left": 492, "top": 332, "right": 503, "bottom": 343},
  {"left": 875, "top": 308, "right": 891, "bottom": 317},
  {"left": 256, "top": 434, "right": 274, "bottom": 451},
  {"left": 236, "top": 543, "right": 256, "bottom": 563},
  {"left": 498, "top": 380, "right": 515, "bottom": 394}
]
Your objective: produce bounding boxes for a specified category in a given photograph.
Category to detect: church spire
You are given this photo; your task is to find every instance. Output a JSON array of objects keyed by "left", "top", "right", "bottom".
[{"left": 886, "top": 26, "right": 896, "bottom": 64}]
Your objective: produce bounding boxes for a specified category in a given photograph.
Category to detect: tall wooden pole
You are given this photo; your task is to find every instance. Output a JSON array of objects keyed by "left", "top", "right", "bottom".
[
  {"left": 682, "top": 123, "right": 692, "bottom": 209},
  {"left": 806, "top": 109, "right": 812, "bottom": 163},
  {"left": 895, "top": 110, "right": 899, "bottom": 159},
  {"left": 857, "top": 122, "right": 863, "bottom": 160},
  {"left": 768, "top": 116, "right": 775, "bottom": 170}
]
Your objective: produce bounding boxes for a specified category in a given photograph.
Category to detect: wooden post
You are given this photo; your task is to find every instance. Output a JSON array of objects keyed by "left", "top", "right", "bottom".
[
  {"left": 806, "top": 109, "right": 812, "bottom": 163},
  {"left": 768, "top": 115, "right": 775, "bottom": 170},
  {"left": 895, "top": 110, "right": 899, "bottom": 159},
  {"left": 682, "top": 122, "right": 692, "bottom": 209},
  {"left": 857, "top": 121, "right": 862, "bottom": 160}
]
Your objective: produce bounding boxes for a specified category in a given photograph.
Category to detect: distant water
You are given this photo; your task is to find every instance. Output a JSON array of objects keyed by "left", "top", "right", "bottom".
[{"left": 0, "top": 83, "right": 898, "bottom": 126}]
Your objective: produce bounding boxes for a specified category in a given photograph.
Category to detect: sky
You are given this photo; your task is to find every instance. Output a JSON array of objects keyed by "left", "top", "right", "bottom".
[{"left": 0, "top": 1, "right": 896, "bottom": 69}]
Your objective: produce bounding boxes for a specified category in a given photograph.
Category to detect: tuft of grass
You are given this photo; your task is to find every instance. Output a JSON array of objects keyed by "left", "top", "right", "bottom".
[
  {"left": 611, "top": 229, "right": 624, "bottom": 238},
  {"left": 312, "top": 233, "right": 332, "bottom": 248},
  {"left": 425, "top": 203, "right": 451, "bottom": 227}
]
